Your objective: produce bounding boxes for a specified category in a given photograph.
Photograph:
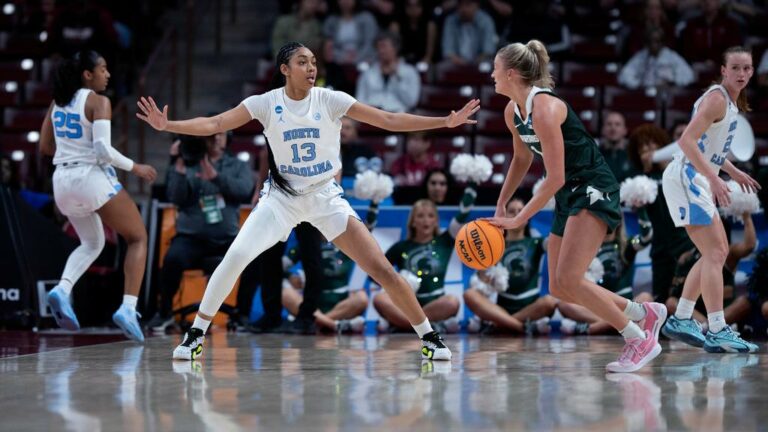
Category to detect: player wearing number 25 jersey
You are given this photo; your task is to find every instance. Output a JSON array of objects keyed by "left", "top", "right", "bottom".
[{"left": 40, "top": 50, "right": 157, "bottom": 342}]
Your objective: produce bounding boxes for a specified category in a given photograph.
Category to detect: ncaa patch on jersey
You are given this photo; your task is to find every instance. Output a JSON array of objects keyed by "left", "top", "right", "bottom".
[{"left": 275, "top": 105, "right": 283, "bottom": 114}]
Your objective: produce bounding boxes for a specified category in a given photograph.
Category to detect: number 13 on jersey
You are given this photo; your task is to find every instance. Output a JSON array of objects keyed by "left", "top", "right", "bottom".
[{"left": 291, "top": 142, "right": 316, "bottom": 163}]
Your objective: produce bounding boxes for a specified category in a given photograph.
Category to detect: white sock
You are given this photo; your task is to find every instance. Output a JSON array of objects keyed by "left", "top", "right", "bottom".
[
  {"left": 620, "top": 321, "right": 646, "bottom": 340},
  {"left": 122, "top": 295, "right": 138, "bottom": 310},
  {"left": 193, "top": 315, "right": 212, "bottom": 334},
  {"left": 58, "top": 279, "right": 73, "bottom": 296},
  {"left": 675, "top": 298, "right": 696, "bottom": 320},
  {"left": 412, "top": 319, "right": 434, "bottom": 338},
  {"left": 708, "top": 311, "right": 726, "bottom": 333},
  {"left": 624, "top": 301, "right": 646, "bottom": 321}
]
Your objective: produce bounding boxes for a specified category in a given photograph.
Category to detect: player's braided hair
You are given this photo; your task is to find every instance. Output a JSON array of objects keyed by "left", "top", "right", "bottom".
[{"left": 264, "top": 42, "right": 307, "bottom": 197}]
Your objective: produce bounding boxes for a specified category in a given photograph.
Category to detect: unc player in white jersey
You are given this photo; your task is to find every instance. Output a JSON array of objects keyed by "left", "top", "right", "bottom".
[
  {"left": 39, "top": 50, "right": 157, "bottom": 341},
  {"left": 137, "top": 42, "right": 479, "bottom": 361},
  {"left": 660, "top": 46, "right": 760, "bottom": 353}
]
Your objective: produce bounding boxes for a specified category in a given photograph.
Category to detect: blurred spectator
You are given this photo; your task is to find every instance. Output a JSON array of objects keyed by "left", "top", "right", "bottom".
[
  {"left": 623, "top": 0, "right": 676, "bottom": 56},
  {"left": 500, "top": 0, "right": 570, "bottom": 54},
  {"left": 323, "top": 0, "right": 379, "bottom": 65},
  {"left": 422, "top": 168, "right": 457, "bottom": 205},
  {"left": 47, "top": 0, "right": 119, "bottom": 59},
  {"left": 758, "top": 49, "right": 768, "bottom": 88},
  {"left": 272, "top": 0, "right": 323, "bottom": 57},
  {"left": 340, "top": 117, "right": 381, "bottom": 177},
  {"left": 391, "top": 131, "right": 442, "bottom": 186},
  {"left": 597, "top": 111, "right": 634, "bottom": 182},
  {"left": 618, "top": 27, "right": 694, "bottom": 90},
  {"left": 390, "top": 0, "right": 438, "bottom": 65},
  {"left": 441, "top": 0, "right": 497, "bottom": 65},
  {"left": 355, "top": 31, "right": 421, "bottom": 113},
  {"left": 679, "top": 0, "right": 742, "bottom": 65},
  {"left": 147, "top": 135, "right": 258, "bottom": 332},
  {"left": 366, "top": 0, "right": 398, "bottom": 28},
  {"left": 482, "top": 0, "right": 513, "bottom": 37},
  {"left": 670, "top": 120, "right": 688, "bottom": 142}
]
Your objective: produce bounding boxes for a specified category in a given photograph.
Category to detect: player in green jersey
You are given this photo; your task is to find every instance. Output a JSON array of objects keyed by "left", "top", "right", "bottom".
[
  {"left": 374, "top": 192, "right": 476, "bottom": 331},
  {"left": 463, "top": 197, "right": 556, "bottom": 333},
  {"left": 483, "top": 40, "right": 665, "bottom": 373}
]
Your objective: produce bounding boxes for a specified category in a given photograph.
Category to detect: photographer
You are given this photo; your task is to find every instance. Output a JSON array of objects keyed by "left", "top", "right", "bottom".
[
  {"left": 146, "top": 133, "right": 258, "bottom": 332},
  {"left": 355, "top": 31, "right": 420, "bottom": 113}
]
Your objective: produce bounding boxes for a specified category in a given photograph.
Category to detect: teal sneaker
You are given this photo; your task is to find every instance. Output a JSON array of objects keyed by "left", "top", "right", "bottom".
[
  {"left": 703, "top": 326, "right": 758, "bottom": 353},
  {"left": 661, "top": 315, "right": 705, "bottom": 347},
  {"left": 112, "top": 305, "right": 145, "bottom": 342},
  {"left": 46, "top": 286, "right": 80, "bottom": 331}
]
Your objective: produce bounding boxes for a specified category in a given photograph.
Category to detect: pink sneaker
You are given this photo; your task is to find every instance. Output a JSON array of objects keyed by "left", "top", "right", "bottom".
[
  {"left": 639, "top": 302, "right": 667, "bottom": 343},
  {"left": 606, "top": 330, "right": 662, "bottom": 373}
]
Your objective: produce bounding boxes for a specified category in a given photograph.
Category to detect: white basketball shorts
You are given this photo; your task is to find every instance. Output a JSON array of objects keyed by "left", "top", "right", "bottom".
[
  {"left": 257, "top": 179, "right": 360, "bottom": 242},
  {"left": 661, "top": 157, "right": 716, "bottom": 227},
  {"left": 53, "top": 163, "right": 123, "bottom": 217}
]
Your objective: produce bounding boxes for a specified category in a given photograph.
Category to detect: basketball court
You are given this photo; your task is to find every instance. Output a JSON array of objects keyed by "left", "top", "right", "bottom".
[{"left": 1, "top": 332, "right": 765, "bottom": 431}]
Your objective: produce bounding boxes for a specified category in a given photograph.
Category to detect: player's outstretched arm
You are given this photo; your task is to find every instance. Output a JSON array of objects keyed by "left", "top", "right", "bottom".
[
  {"left": 136, "top": 96, "right": 252, "bottom": 136},
  {"left": 346, "top": 99, "right": 480, "bottom": 132}
]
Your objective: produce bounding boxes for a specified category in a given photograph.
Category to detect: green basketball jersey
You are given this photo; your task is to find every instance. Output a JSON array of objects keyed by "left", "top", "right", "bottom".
[
  {"left": 512, "top": 87, "right": 619, "bottom": 193},
  {"left": 495, "top": 237, "right": 544, "bottom": 313},
  {"left": 596, "top": 240, "right": 634, "bottom": 299},
  {"left": 385, "top": 231, "right": 454, "bottom": 303},
  {"left": 286, "top": 242, "right": 355, "bottom": 292}
]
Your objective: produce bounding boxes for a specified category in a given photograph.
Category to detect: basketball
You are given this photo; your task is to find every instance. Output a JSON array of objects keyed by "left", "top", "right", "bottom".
[{"left": 454, "top": 220, "right": 505, "bottom": 270}]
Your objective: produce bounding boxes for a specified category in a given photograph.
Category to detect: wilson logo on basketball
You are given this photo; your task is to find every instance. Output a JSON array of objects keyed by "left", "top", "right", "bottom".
[
  {"left": 457, "top": 239, "right": 473, "bottom": 263},
  {"left": 470, "top": 229, "right": 486, "bottom": 260}
]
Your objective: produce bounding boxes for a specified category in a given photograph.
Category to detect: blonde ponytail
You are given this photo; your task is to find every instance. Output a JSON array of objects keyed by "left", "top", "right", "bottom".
[{"left": 497, "top": 39, "right": 555, "bottom": 89}]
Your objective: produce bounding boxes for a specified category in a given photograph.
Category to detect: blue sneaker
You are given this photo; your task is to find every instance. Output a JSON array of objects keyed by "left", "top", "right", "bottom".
[
  {"left": 46, "top": 286, "right": 80, "bottom": 331},
  {"left": 662, "top": 315, "right": 705, "bottom": 347},
  {"left": 112, "top": 305, "right": 145, "bottom": 342},
  {"left": 703, "top": 326, "right": 758, "bottom": 353}
]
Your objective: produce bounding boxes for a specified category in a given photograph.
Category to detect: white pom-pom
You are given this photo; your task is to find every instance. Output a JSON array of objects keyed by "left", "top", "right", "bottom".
[
  {"left": 721, "top": 180, "right": 760, "bottom": 222},
  {"left": 450, "top": 154, "right": 475, "bottom": 183},
  {"left": 620, "top": 175, "right": 658, "bottom": 208},
  {"left": 354, "top": 171, "right": 394, "bottom": 203},
  {"left": 469, "top": 273, "right": 494, "bottom": 297},
  {"left": 471, "top": 154, "right": 493, "bottom": 183},
  {"left": 584, "top": 257, "right": 604, "bottom": 283},
  {"left": 532, "top": 177, "right": 555, "bottom": 210},
  {"left": 353, "top": 170, "right": 379, "bottom": 200},
  {"left": 399, "top": 269, "right": 421, "bottom": 292},
  {"left": 484, "top": 264, "right": 509, "bottom": 293},
  {"left": 371, "top": 173, "right": 394, "bottom": 202}
]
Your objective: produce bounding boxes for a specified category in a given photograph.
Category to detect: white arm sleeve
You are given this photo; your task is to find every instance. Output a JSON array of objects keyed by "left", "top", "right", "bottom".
[
  {"left": 652, "top": 141, "right": 682, "bottom": 162},
  {"left": 92, "top": 119, "right": 134, "bottom": 171}
]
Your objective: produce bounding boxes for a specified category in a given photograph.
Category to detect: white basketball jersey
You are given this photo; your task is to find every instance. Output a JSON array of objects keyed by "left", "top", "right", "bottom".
[
  {"left": 261, "top": 87, "right": 344, "bottom": 193},
  {"left": 687, "top": 85, "right": 739, "bottom": 173},
  {"left": 52, "top": 88, "right": 95, "bottom": 165}
]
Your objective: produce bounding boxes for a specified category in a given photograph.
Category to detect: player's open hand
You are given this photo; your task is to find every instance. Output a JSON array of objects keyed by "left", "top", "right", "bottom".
[
  {"left": 445, "top": 99, "right": 480, "bottom": 128},
  {"left": 708, "top": 174, "right": 731, "bottom": 208},
  {"left": 482, "top": 216, "right": 524, "bottom": 230},
  {"left": 136, "top": 96, "right": 168, "bottom": 131},
  {"left": 132, "top": 163, "right": 157, "bottom": 183},
  {"left": 730, "top": 167, "right": 761, "bottom": 194}
]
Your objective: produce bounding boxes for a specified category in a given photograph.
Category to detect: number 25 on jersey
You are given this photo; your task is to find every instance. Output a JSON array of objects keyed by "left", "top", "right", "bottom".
[{"left": 53, "top": 112, "right": 83, "bottom": 139}]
